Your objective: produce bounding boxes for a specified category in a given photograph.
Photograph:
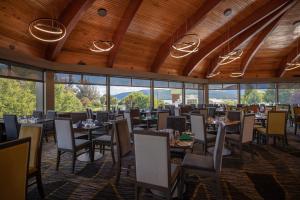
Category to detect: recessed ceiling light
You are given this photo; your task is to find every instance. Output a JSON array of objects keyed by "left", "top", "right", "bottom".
[
  {"left": 224, "top": 8, "right": 232, "bottom": 17},
  {"left": 97, "top": 8, "right": 107, "bottom": 17}
]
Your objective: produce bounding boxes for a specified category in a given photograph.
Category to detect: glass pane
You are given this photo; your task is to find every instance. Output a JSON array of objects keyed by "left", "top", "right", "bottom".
[
  {"left": 110, "top": 86, "right": 150, "bottom": 110},
  {"left": 209, "top": 89, "right": 238, "bottom": 105},
  {"left": 69, "top": 74, "right": 81, "bottom": 83},
  {"left": 278, "top": 88, "right": 300, "bottom": 104},
  {"left": 83, "top": 75, "right": 106, "bottom": 85},
  {"left": 257, "top": 83, "right": 275, "bottom": 89},
  {"left": 154, "top": 88, "right": 182, "bottom": 108},
  {"left": 169, "top": 81, "right": 183, "bottom": 88},
  {"left": 132, "top": 79, "right": 150, "bottom": 87},
  {"left": 199, "top": 84, "right": 204, "bottom": 90},
  {"left": 185, "top": 83, "right": 198, "bottom": 89},
  {"left": 240, "top": 84, "right": 256, "bottom": 90},
  {"left": 110, "top": 77, "right": 131, "bottom": 86},
  {"left": 199, "top": 90, "right": 204, "bottom": 104},
  {"left": 223, "top": 84, "right": 237, "bottom": 90},
  {"left": 278, "top": 83, "right": 300, "bottom": 89},
  {"left": 0, "top": 77, "right": 42, "bottom": 117},
  {"left": 154, "top": 80, "right": 169, "bottom": 88},
  {"left": 0, "top": 63, "right": 8, "bottom": 76},
  {"left": 240, "top": 88, "right": 275, "bottom": 105},
  {"left": 55, "top": 73, "right": 70, "bottom": 83},
  {"left": 208, "top": 84, "right": 222, "bottom": 90},
  {"left": 55, "top": 84, "right": 107, "bottom": 112},
  {"left": 185, "top": 89, "right": 199, "bottom": 104},
  {"left": 11, "top": 66, "right": 43, "bottom": 81}
]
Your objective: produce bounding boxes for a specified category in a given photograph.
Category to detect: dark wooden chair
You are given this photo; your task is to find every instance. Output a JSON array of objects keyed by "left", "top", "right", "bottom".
[{"left": 3, "top": 114, "right": 20, "bottom": 141}]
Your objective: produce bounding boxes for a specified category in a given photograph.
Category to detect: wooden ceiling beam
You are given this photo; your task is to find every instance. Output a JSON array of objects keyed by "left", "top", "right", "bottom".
[
  {"left": 206, "top": 9, "right": 288, "bottom": 77},
  {"left": 277, "top": 37, "right": 300, "bottom": 77},
  {"left": 182, "top": 0, "right": 296, "bottom": 76},
  {"left": 107, "top": 0, "right": 143, "bottom": 68},
  {"left": 237, "top": 16, "right": 282, "bottom": 76},
  {"left": 150, "top": 0, "right": 221, "bottom": 73},
  {"left": 45, "top": 0, "right": 96, "bottom": 61}
]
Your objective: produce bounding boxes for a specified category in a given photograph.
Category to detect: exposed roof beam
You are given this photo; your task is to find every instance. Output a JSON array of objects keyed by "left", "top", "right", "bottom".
[
  {"left": 182, "top": 0, "right": 296, "bottom": 76},
  {"left": 277, "top": 37, "right": 300, "bottom": 77},
  {"left": 107, "top": 0, "right": 143, "bottom": 68},
  {"left": 45, "top": 0, "right": 96, "bottom": 60},
  {"left": 206, "top": 8, "right": 289, "bottom": 77},
  {"left": 150, "top": 0, "right": 221, "bottom": 73},
  {"left": 236, "top": 16, "right": 282, "bottom": 76}
]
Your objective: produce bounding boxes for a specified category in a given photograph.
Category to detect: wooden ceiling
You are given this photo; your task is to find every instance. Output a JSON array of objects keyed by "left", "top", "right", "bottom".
[{"left": 0, "top": 0, "right": 300, "bottom": 80}]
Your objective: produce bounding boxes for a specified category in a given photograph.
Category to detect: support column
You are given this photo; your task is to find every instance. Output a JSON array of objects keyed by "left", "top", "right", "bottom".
[
  {"left": 237, "top": 84, "right": 241, "bottom": 104},
  {"left": 182, "top": 83, "right": 185, "bottom": 105},
  {"left": 204, "top": 84, "right": 209, "bottom": 105},
  {"left": 275, "top": 83, "right": 279, "bottom": 104},
  {"left": 107, "top": 77, "right": 110, "bottom": 111},
  {"left": 44, "top": 71, "right": 55, "bottom": 112},
  {"left": 150, "top": 80, "right": 154, "bottom": 109}
]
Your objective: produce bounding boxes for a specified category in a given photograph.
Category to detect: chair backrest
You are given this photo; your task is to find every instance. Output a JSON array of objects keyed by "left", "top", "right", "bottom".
[
  {"left": 267, "top": 111, "right": 287, "bottom": 135},
  {"left": 226, "top": 111, "right": 241, "bottom": 121},
  {"left": 213, "top": 122, "right": 226, "bottom": 172},
  {"left": 207, "top": 107, "right": 216, "bottom": 117},
  {"left": 32, "top": 111, "right": 43, "bottom": 119},
  {"left": 167, "top": 116, "right": 186, "bottom": 133},
  {"left": 157, "top": 112, "right": 169, "bottom": 130},
  {"left": 96, "top": 111, "right": 109, "bottom": 123},
  {"left": 18, "top": 124, "right": 42, "bottom": 171},
  {"left": 174, "top": 107, "right": 180, "bottom": 116},
  {"left": 0, "top": 138, "right": 30, "bottom": 200},
  {"left": 241, "top": 114, "right": 255, "bottom": 144},
  {"left": 3, "top": 114, "right": 19, "bottom": 140},
  {"left": 124, "top": 112, "right": 132, "bottom": 133},
  {"left": 134, "top": 131, "right": 170, "bottom": 188},
  {"left": 265, "top": 106, "right": 275, "bottom": 114},
  {"left": 86, "top": 108, "right": 93, "bottom": 119},
  {"left": 70, "top": 112, "right": 87, "bottom": 123},
  {"left": 130, "top": 108, "right": 140, "bottom": 118},
  {"left": 46, "top": 110, "right": 56, "bottom": 119},
  {"left": 55, "top": 119, "right": 75, "bottom": 150},
  {"left": 115, "top": 115, "right": 124, "bottom": 120},
  {"left": 190, "top": 114, "right": 206, "bottom": 142},
  {"left": 115, "top": 119, "right": 132, "bottom": 158}
]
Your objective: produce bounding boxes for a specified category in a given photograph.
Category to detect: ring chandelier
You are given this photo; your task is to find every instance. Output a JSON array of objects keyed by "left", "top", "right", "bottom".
[
  {"left": 89, "top": 40, "right": 114, "bottom": 53},
  {"left": 170, "top": 33, "right": 200, "bottom": 59}
]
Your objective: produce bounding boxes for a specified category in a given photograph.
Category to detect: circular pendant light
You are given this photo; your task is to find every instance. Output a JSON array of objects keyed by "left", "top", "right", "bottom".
[
  {"left": 206, "top": 71, "right": 221, "bottom": 78},
  {"left": 29, "top": 18, "right": 66, "bottom": 42},
  {"left": 285, "top": 62, "right": 300, "bottom": 71},
  {"left": 230, "top": 72, "right": 244, "bottom": 78},
  {"left": 218, "top": 49, "right": 243, "bottom": 65},
  {"left": 89, "top": 40, "right": 114, "bottom": 53},
  {"left": 170, "top": 33, "right": 200, "bottom": 59}
]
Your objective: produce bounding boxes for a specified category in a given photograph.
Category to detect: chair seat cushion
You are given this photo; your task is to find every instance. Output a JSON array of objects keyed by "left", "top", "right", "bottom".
[
  {"left": 257, "top": 127, "right": 267, "bottom": 134},
  {"left": 226, "top": 133, "right": 240, "bottom": 142},
  {"left": 182, "top": 153, "right": 214, "bottom": 171},
  {"left": 75, "top": 139, "right": 91, "bottom": 148},
  {"left": 94, "top": 135, "right": 112, "bottom": 144}
]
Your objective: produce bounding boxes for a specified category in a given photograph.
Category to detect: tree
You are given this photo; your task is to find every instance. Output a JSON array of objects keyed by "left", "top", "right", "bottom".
[
  {"left": 241, "top": 89, "right": 263, "bottom": 105},
  {"left": 263, "top": 89, "right": 275, "bottom": 104},
  {"left": 119, "top": 92, "right": 150, "bottom": 109},
  {"left": 0, "top": 78, "right": 36, "bottom": 116},
  {"left": 55, "top": 84, "right": 83, "bottom": 112}
]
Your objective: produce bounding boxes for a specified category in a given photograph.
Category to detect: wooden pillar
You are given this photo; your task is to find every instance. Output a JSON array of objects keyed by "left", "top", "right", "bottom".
[
  {"left": 182, "top": 83, "right": 186, "bottom": 105},
  {"left": 237, "top": 84, "right": 241, "bottom": 104},
  {"left": 204, "top": 84, "right": 209, "bottom": 105},
  {"left": 150, "top": 80, "right": 154, "bottom": 109},
  {"left": 44, "top": 71, "right": 55, "bottom": 112},
  {"left": 107, "top": 77, "right": 110, "bottom": 111}
]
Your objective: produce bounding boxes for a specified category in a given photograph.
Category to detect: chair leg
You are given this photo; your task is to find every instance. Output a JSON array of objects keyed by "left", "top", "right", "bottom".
[
  {"left": 166, "top": 192, "right": 172, "bottom": 200},
  {"left": 56, "top": 150, "right": 61, "bottom": 171},
  {"left": 89, "top": 144, "right": 94, "bottom": 162},
  {"left": 111, "top": 145, "right": 116, "bottom": 165},
  {"left": 179, "top": 169, "right": 185, "bottom": 200},
  {"left": 53, "top": 131, "right": 57, "bottom": 143},
  {"left": 44, "top": 131, "right": 48, "bottom": 143},
  {"left": 135, "top": 185, "right": 140, "bottom": 200},
  {"left": 72, "top": 152, "right": 76, "bottom": 173},
  {"left": 115, "top": 161, "right": 121, "bottom": 184},
  {"left": 295, "top": 124, "right": 298, "bottom": 135},
  {"left": 215, "top": 175, "right": 223, "bottom": 200},
  {"left": 36, "top": 171, "right": 45, "bottom": 198}
]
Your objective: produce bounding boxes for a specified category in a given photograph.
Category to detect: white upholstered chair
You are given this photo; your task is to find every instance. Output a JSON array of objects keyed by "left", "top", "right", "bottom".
[{"left": 134, "top": 130, "right": 180, "bottom": 200}]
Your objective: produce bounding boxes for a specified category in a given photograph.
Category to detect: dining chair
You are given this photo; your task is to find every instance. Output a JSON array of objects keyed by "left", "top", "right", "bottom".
[
  {"left": 3, "top": 114, "right": 20, "bottom": 141},
  {"left": 96, "top": 111, "right": 109, "bottom": 123},
  {"left": 86, "top": 108, "right": 93, "bottom": 119},
  {"left": 55, "top": 119, "right": 93, "bottom": 173},
  {"left": 93, "top": 121, "right": 116, "bottom": 164},
  {"left": 256, "top": 111, "right": 287, "bottom": 145},
  {"left": 32, "top": 111, "right": 43, "bottom": 119},
  {"left": 0, "top": 138, "right": 31, "bottom": 200},
  {"left": 180, "top": 122, "right": 226, "bottom": 200},
  {"left": 19, "top": 124, "right": 44, "bottom": 198},
  {"left": 225, "top": 111, "right": 242, "bottom": 134},
  {"left": 226, "top": 114, "right": 255, "bottom": 158},
  {"left": 115, "top": 119, "right": 134, "bottom": 183},
  {"left": 157, "top": 111, "right": 169, "bottom": 130},
  {"left": 167, "top": 116, "right": 186, "bottom": 133},
  {"left": 207, "top": 107, "right": 216, "bottom": 118},
  {"left": 294, "top": 107, "right": 300, "bottom": 135},
  {"left": 134, "top": 130, "right": 180, "bottom": 200},
  {"left": 265, "top": 106, "right": 275, "bottom": 114},
  {"left": 124, "top": 112, "right": 133, "bottom": 133},
  {"left": 191, "top": 114, "right": 216, "bottom": 154},
  {"left": 44, "top": 110, "right": 57, "bottom": 142}
]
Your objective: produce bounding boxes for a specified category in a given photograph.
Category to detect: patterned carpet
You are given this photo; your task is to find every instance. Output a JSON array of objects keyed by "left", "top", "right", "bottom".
[{"left": 27, "top": 129, "right": 300, "bottom": 200}]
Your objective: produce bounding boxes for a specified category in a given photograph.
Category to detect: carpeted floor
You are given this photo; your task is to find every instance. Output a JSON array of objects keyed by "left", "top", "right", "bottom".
[{"left": 27, "top": 129, "right": 300, "bottom": 200}]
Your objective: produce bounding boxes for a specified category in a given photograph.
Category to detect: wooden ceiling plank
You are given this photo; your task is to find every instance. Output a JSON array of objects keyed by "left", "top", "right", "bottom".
[
  {"left": 182, "top": 0, "right": 296, "bottom": 76},
  {"left": 45, "top": 0, "right": 96, "bottom": 60},
  {"left": 238, "top": 16, "right": 282, "bottom": 76},
  {"left": 206, "top": 6, "right": 290, "bottom": 77},
  {"left": 278, "top": 37, "right": 300, "bottom": 77},
  {"left": 107, "top": 0, "right": 143, "bottom": 68},
  {"left": 150, "top": 0, "right": 221, "bottom": 73}
]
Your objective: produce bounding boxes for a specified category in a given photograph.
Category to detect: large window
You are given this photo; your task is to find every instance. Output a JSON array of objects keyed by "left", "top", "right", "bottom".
[
  {"left": 0, "top": 63, "right": 43, "bottom": 117},
  {"left": 110, "top": 77, "right": 151, "bottom": 110},
  {"left": 240, "top": 83, "right": 276, "bottom": 105},
  {"left": 185, "top": 83, "right": 204, "bottom": 105},
  {"left": 154, "top": 81, "right": 183, "bottom": 108},
  {"left": 278, "top": 83, "right": 300, "bottom": 104},
  {"left": 55, "top": 73, "right": 107, "bottom": 112},
  {"left": 208, "top": 84, "right": 238, "bottom": 105}
]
